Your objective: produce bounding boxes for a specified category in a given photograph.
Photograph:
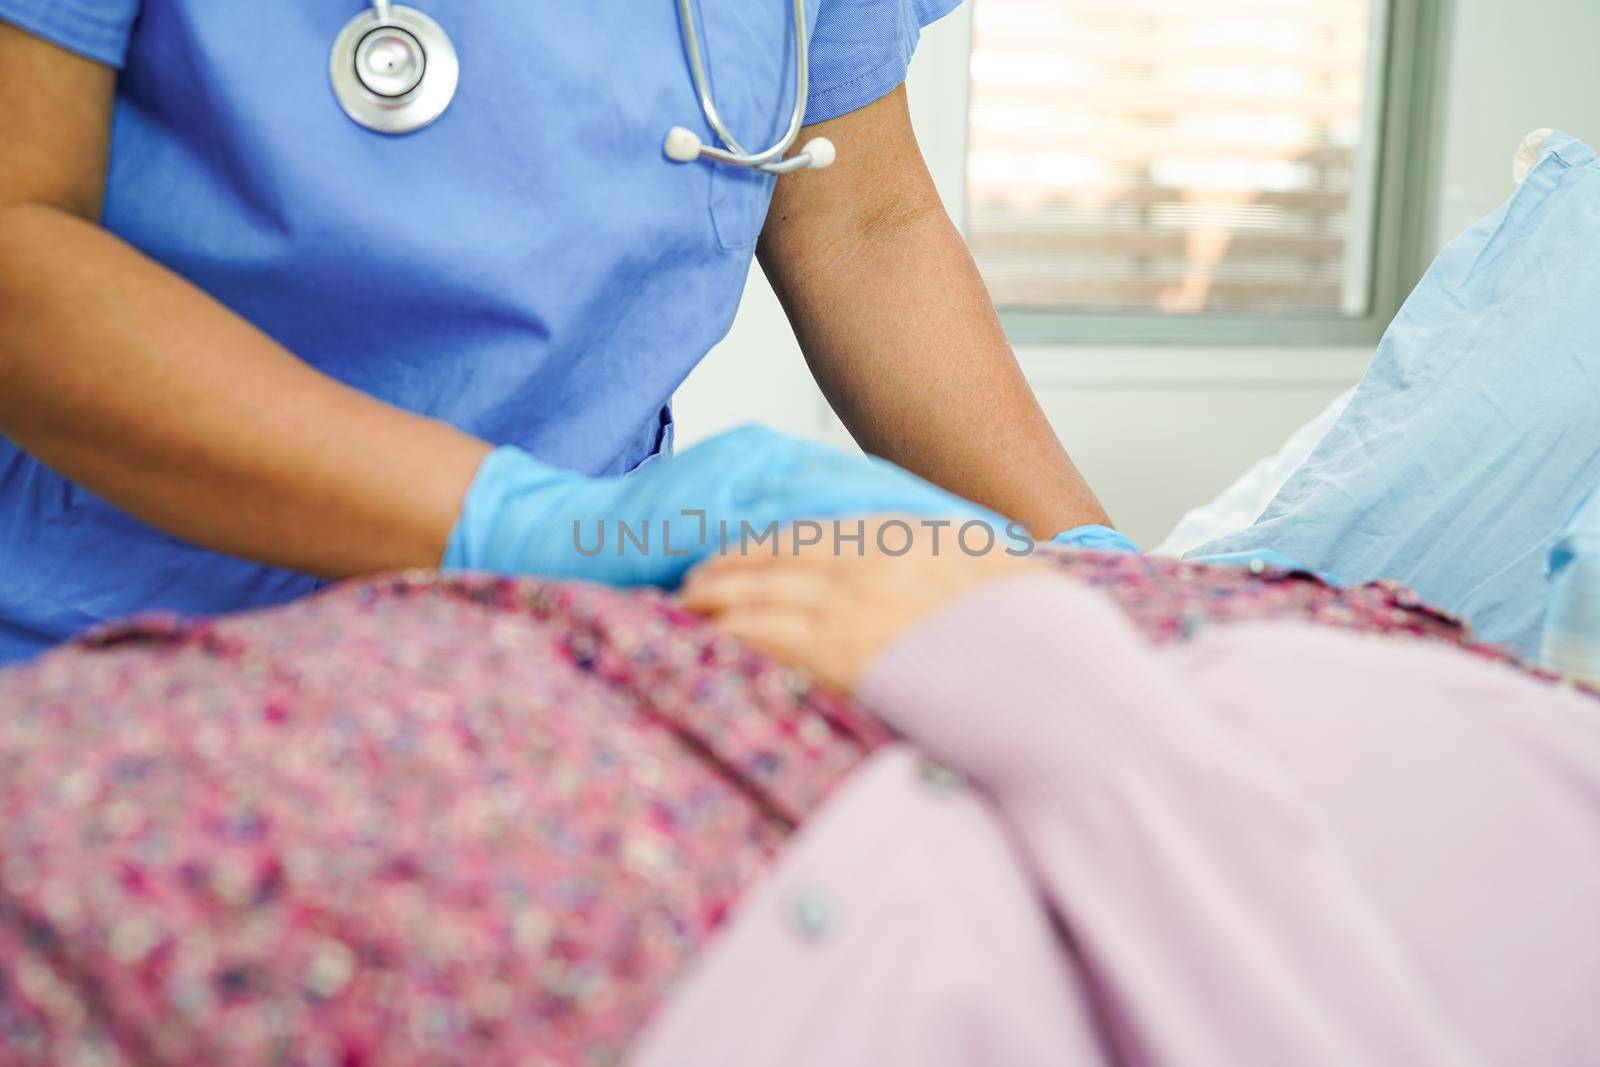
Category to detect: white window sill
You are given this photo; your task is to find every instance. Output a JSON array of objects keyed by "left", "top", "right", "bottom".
[{"left": 1012, "top": 345, "right": 1373, "bottom": 390}]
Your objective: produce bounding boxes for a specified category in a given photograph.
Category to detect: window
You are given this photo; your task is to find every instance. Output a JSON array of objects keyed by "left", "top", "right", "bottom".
[{"left": 962, "top": 0, "right": 1438, "bottom": 343}]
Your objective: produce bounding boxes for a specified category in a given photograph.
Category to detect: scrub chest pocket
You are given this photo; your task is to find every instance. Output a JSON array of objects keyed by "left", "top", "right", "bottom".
[{"left": 697, "top": 0, "right": 809, "bottom": 250}]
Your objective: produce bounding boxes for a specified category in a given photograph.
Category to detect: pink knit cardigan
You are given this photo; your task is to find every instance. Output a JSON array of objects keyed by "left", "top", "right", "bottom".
[{"left": 631, "top": 575, "right": 1600, "bottom": 1066}]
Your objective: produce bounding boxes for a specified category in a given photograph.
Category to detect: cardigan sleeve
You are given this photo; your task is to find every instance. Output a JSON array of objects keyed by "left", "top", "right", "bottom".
[{"left": 855, "top": 575, "right": 1484, "bottom": 1067}]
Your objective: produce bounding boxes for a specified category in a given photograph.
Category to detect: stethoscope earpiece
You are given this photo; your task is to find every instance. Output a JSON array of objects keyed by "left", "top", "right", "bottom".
[
  {"left": 786, "top": 137, "right": 836, "bottom": 172},
  {"left": 664, "top": 127, "right": 705, "bottom": 164}
]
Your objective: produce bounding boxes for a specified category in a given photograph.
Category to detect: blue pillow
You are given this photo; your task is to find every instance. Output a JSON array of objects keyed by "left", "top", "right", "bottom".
[{"left": 1191, "top": 132, "right": 1600, "bottom": 658}]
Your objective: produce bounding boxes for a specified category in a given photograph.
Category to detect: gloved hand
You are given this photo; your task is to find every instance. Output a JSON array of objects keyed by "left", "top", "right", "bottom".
[
  {"left": 1051, "top": 525, "right": 1139, "bottom": 554},
  {"left": 443, "top": 425, "right": 1000, "bottom": 587}
]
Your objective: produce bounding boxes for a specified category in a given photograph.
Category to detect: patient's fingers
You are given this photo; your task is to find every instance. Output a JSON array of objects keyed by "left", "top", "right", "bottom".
[
  {"left": 698, "top": 517, "right": 924, "bottom": 576},
  {"left": 696, "top": 543, "right": 842, "bottom": 575},
  {"left": 710, "top": 608, "right": 825, "bottom": 681},
  {"left": 684, "top": 519, "right": 1047, "bottom": 692},
  {"left": 679, "top": 564, "right": 832, "bottom": 618}
]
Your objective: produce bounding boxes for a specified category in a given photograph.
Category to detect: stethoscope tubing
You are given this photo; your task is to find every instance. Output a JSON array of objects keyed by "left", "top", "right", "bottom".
[
  {"left": 674, "top": 0, "right": 810, "bottom": 171},
  {"left": 334, "top": 0, "right": 831, "bottom": 172}
]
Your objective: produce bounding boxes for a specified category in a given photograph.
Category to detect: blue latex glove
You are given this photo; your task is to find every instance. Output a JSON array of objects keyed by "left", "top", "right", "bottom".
[
  {"left": 1542, "top": 483, "right": 1600, "bottom": 682},
  {"left": 444, "top": 425, "right": 1002, "bottom": 587},
  {"left": 1052, "top": 525, "right": 1139, "bottom": 554}
]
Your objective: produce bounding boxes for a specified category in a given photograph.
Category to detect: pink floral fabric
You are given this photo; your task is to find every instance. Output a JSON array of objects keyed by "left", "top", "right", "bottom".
[
  {"left": 0, "top": 574, "right": 885, "bottom": 1066},
  {"left": 1051, "top": 550, "right": 1594, "bottom": 693},
  {"left": 0, "top": 556, "right": 1582, "bottom": 1066}
]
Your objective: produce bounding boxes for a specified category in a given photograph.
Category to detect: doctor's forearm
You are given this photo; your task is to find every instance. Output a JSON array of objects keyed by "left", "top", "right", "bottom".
[
  {"left": 764, "top": 206, "right": 1108, "bottom": 536},
  {"left": 758, "top": 86, "right": 1108, "bottom": 537},
  {"left": 0, "top": 204, "right": 488, "bottom": 577}
]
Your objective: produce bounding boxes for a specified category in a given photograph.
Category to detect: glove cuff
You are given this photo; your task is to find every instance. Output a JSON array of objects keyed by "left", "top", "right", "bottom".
[
  {"left": 1051, "top": 525, "right": 1140, "bottom": 554},
  {"left": 441, "top": 446, "right": 569, "bottom": 571}
]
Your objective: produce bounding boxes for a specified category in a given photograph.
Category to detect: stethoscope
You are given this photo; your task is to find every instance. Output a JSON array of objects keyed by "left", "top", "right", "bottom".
[{"left": 330, "top": 1, "right": 836, "bottom": 173}]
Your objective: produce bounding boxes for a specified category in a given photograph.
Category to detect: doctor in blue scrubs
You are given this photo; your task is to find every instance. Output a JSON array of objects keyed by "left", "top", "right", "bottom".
[{"left": 0, "top": 0, "right": 1115, "bottom": 666}]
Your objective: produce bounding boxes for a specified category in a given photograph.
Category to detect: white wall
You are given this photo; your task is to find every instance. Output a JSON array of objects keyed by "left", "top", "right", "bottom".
[
  {"left": 675, "top": 0, "right": 1600, "bottom": 548},
  {"left": 1430, "top": 0, "right": 1600, "bottom": 248}
]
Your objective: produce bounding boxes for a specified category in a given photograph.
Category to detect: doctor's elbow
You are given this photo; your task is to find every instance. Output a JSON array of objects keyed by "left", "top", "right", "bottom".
[
  {"left": 0, "top": 200, "right": 51, "bottom": 291},
  {"left": 0, "top": 201, "right": 83, "bottom": 385},
  {"left": 0, "top": 197, "right": 93, "bottom": 304}
]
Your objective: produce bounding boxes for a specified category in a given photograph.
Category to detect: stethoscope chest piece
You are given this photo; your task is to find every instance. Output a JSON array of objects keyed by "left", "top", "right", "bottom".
[{"left": 331, "top": 4, "right": 458, "bottom": 135}]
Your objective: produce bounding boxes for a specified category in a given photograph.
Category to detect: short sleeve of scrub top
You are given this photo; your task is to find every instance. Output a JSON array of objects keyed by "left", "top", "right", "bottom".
[
  {"left": 0, "top": 0, "right": 139, "bottom": 66},
  {"left": 807, "top": 0, "right": 962, "bottom": 124}
]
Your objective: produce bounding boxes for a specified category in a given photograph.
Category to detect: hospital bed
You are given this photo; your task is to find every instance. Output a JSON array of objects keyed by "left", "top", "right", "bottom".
[
  {"left": 1148, "top": 129, "right": 1600, "bottom": 682},
  {"left": 1157, "top": 128, "right": 1559, "bottom": 561}
]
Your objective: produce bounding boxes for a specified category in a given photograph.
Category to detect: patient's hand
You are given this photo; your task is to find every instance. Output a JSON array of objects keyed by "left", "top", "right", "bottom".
[{"left": 679, "top": 518, "right": 1046, "bottom": 693}]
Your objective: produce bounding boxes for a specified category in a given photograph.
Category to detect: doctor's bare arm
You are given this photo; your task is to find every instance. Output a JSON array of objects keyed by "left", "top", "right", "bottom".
[
  {"left": 0, "top": 25, "right": 489, "bottom": 578},
  {"left": 757, "top": 84, "right": 1110, "bottom": 538}
]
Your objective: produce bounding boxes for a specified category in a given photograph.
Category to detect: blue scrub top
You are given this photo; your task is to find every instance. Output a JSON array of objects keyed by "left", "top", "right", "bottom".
[{"left": 0, "top": 0, "right": 959, "bottom": 664}]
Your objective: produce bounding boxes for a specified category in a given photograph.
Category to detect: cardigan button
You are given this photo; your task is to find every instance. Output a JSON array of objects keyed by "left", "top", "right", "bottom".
[
  {"left": 917, "top": 757, "right": 966, "bottom": 793},
  {"left": 789, "top": 892, "right": 833, "bottom": 943}
]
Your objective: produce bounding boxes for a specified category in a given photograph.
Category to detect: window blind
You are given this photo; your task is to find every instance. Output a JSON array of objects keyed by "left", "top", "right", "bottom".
[{"left": 966, "top": 0, "right": 1380, "bottom": 317}]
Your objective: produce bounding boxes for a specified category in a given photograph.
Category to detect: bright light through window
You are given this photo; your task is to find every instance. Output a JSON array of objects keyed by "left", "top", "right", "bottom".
[{"left": 966, "top": 0, "right": 1384, "bottom": 317}]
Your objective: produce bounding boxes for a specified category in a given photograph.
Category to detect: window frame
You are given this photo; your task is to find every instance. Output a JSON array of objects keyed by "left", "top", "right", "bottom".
[{"left": 945, "top": 0, "right": 1445, "bottom": 347}]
